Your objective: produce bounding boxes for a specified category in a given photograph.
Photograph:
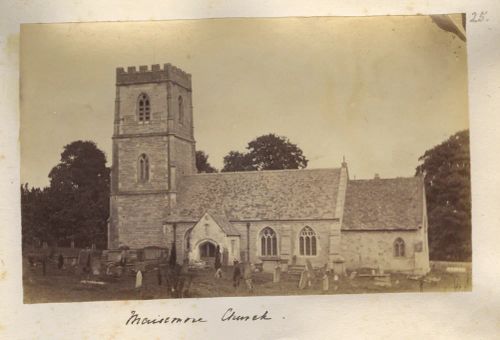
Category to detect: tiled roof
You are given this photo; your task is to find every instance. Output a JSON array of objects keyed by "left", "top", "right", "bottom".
[
  {"left": 342, "top": 177, "right": 424, "bottom": 230},
  {"left": 174, "top": 168, "right": 341, "bottom": 221},
  {"left": 208, "top": 212, "right": 241, "bottom": 236}
]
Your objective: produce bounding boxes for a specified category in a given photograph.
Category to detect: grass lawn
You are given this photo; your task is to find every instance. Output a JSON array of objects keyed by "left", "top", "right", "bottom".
[{"left": 23, "top": 259, "right": 472, "bottom": 304}]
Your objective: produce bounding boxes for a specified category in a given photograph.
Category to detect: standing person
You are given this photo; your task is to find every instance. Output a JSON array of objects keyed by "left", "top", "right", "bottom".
[
  {"left": 41, "top": 256, "right": 46, "bottom": 276},
  {"left": 232, "top": 260, "right": 241, "bottom": 289},
  {"left": 58, "top": 253, "right": 64, "bottom": 270}
]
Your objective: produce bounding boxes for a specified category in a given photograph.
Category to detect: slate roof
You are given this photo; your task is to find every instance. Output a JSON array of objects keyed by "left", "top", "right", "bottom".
[
  {"left": 173, "top": 168, "right": 341, "bottom": 221},
  {"left": 342, "top": 177, "right": 424, "bottom": 230}
]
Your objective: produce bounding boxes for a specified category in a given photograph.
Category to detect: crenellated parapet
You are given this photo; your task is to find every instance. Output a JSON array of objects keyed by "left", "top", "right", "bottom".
[{"left": 116, "top": 63, "right": 192, "bottom": 90}]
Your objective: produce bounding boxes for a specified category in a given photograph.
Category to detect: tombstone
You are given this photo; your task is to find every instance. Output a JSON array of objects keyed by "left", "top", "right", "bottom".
[
  {"left": 306, "top": 260, "right": 315, "bottom": 279},
  {"left": 244, "top": 266, "right": 254, "bottom": 291},
  {"left": 322, "top": 273, "right": 329, "bottom": 291},
  {"left": 273, "top": 264, "right": 281, "bottom": 283},
  {"left": 135, "top": 270, "right": 143, "bottom": 288},
  {"left": 374, "top": 276, "right": 392, "bottom": 288},
  {"left": 116, "top": 265, "right": 123, "bottom": 277},
  {"left": 349, "top": 271, "right": 357, "bottom": 280},
  {"left": 91, "top": 258, "right": 101, "bottom": 276},
  {"left": 298, "top": 270, "right": 308, "bottom": 289}
]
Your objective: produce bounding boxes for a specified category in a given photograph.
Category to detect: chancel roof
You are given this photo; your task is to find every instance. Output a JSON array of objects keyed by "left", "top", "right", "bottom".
[{"left": 342, "top": 177, "right": 424, "bottom": 230}]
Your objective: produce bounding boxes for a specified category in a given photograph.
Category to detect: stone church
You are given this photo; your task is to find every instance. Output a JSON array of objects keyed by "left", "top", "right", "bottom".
[{"left": 108, "top": 63, "right": 430, "bottom": 275}]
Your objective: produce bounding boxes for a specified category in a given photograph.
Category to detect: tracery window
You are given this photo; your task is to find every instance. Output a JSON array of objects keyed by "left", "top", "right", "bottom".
[
  {"left": 299, "top": 226, "right": 317, "bottom": 256},
  {"left": 138, "top": 93, "right": 151, "bottom": 122},
  {"left": 260, "top": 227, "right": 277, "bottom": 257},
  {"left": 394, "top": 238, "right": 405, "bottom": 257}
]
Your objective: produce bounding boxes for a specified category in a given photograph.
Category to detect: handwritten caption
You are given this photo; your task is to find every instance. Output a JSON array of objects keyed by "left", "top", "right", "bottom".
[{"left": 125, "top": 308, "right": 273, "bottom": 326}]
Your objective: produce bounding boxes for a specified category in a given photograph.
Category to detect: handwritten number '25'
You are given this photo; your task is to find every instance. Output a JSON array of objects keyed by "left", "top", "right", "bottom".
[{"left": 470, "top": 11, "right": 488, "bottom": 23}]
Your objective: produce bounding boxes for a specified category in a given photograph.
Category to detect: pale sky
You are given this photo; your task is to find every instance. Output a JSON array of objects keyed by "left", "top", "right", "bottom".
[{"left": 20, "top": 15, "right": 468, "bottom": 188}]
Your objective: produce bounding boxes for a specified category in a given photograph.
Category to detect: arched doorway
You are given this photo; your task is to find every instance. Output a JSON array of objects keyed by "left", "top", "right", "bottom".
[{"left": 199, "top": 241, "right": 217, "bottom": 265}]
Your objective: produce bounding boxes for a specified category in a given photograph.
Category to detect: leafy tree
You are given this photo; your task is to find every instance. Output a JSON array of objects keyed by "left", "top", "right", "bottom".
[
  {"left": 195, "top": 150, "right": 217, "bottom": 173},
  {"left": 25, "top": 140, "right": 111, "bottom": 248},
  {"left": 222, "top": 133, "right": 308, "bottom": 172},
  {"left": 416, "top": 130, "right": 471, "bottom": 261},
  {"left": 222, "top": 151, "right": 255, "bottom": 172}
]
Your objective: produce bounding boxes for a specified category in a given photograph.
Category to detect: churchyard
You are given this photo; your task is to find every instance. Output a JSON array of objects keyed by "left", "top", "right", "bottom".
[{"left": 22, "top": 249, "right": 471, "bottom": 303}]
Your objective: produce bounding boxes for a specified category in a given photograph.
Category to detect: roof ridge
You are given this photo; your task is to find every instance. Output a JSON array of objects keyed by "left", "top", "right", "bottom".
[
  {"left": 182, "top": 167, "right": 341, "bottom": 177},
  {"left": 349, "top": 176, "right": 419, "bottom": 182}
]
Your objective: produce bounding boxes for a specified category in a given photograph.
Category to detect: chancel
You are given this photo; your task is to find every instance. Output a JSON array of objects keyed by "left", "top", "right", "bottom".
[{"left": 107, "top": 64, "right": 431, "bottom": 275}]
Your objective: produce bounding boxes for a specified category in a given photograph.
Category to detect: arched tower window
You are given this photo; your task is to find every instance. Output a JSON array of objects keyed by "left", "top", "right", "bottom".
[
  {"left": 260, "top": 227, "right": 277, "bottom": 257},
  {"left": 394, "top": 238, "right": 405, "bottom": 257},
  {"left": 299, "top": 226, "right": 317, "bottom": 256},
  {"left": 138, "top": 154, "right": 149, "bottom": 182},
  {"left": 138, "top": 93, "right": 151, "bottom": 122},
  {"left": 178, "top": 95, "right": 184, "bottom": 124}
]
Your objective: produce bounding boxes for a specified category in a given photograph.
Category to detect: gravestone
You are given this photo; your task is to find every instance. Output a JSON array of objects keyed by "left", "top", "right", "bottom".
[
  {"left": 306, "top": 260, "right": 315, "bottom": 279},
  {"left": 273, "top": 265, "right": 281, "bottom": 283},
  {"left": 135, "top": 270, "right": 143, "bottom": 288},
  {"left": 298, "top": 270, "right": 308, "bottom": 289},
  {"left": 91, "top": 258, "right": 101, "bottom": 276}
]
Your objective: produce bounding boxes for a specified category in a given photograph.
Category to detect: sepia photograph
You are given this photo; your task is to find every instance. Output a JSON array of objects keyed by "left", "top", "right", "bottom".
[{"left": 20, "top": 14, "right": 471, "bottom": 304}]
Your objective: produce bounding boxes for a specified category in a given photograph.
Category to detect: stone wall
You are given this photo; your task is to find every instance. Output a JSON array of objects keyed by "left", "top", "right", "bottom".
[
  {"left": 173, "top": 138, "right": 196, "bottom": 178},
  {"left": 117, "top": 83, "right": 168, "bottom": 135},
  {"left": 116, "top": 136, "right": 169, "bottom": 192},
  {"left": 168, "top": 82, "right": 193, "bottom": 142},
  {"left": 340, "top": 229, "right": 429, "bottom": 273},
  {"left": 114, "top": 194, "right": 169, "bottom": 248}
]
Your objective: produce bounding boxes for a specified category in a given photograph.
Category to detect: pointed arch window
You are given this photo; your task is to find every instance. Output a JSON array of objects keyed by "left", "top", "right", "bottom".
[
  {"left": 394, "top": 238, "right": 405, "bottom": 257},
  {"left": 138, "top": 154, "right": 150, "bottom": 182},
  {"left": 260, "top": 227, "right": 277, "bottom": 257},
  {"left": 178, "top": 95, "right": 184, "bottom": 124},
  {"left": 138, "top": 93, "right": 151, "bottom": 122},
  {"left": 299, "top": 226, "right": 317, "bottom": 256}
]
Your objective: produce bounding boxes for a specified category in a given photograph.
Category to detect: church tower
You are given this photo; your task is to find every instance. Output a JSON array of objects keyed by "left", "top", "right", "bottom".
[{"left": 108, "top": 64, "right": 196, "bottom": 249}]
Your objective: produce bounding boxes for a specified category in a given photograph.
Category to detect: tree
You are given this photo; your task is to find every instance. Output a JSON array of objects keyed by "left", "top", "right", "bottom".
[
  {"left": 195, "top": 150, "right": 217, "bottom": 173},
  {"left": 47, "top": 140, "right": 110, "bottom": 248},
  {"left": 21, "top": 184, "right": 51, "bottom": 247},
  {"left": 416, "top": 130, "right": 471, "bottom": 261},
  {"left": 222, "top": 133, "right": 308, "bottom": 172},
  {"left": 222, "top": 151, "right": 255, "bottom": 172}
]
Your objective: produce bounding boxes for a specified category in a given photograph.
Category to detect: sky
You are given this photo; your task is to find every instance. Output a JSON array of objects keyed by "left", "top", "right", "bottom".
[{"left": 20, "top": 15, "right": 468, "bottom": 188}]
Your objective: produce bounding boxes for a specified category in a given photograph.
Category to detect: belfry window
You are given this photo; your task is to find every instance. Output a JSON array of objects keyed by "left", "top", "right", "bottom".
[
  {"left": 394, "top": 238, "right": 405, "bottom": 257},
  {"left": 299, "top": 226, "right": 317, "bottom": 256},
  {"left": 260, "top": 227, "right": 277, "bottom": 257},
  {"left": 138, "top": 154, "right": 149, "bottom": 182},
  {"left": 138, "top": 93, "right": 151, "bottom": 122},
  {"left": 178, "top": 95, "right": 184, "bottom": 124}
]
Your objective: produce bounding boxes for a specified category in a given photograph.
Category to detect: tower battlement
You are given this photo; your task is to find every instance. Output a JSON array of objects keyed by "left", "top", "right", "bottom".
[{"left": 116, "top": 63, "right": 191, "bottom": 89}]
